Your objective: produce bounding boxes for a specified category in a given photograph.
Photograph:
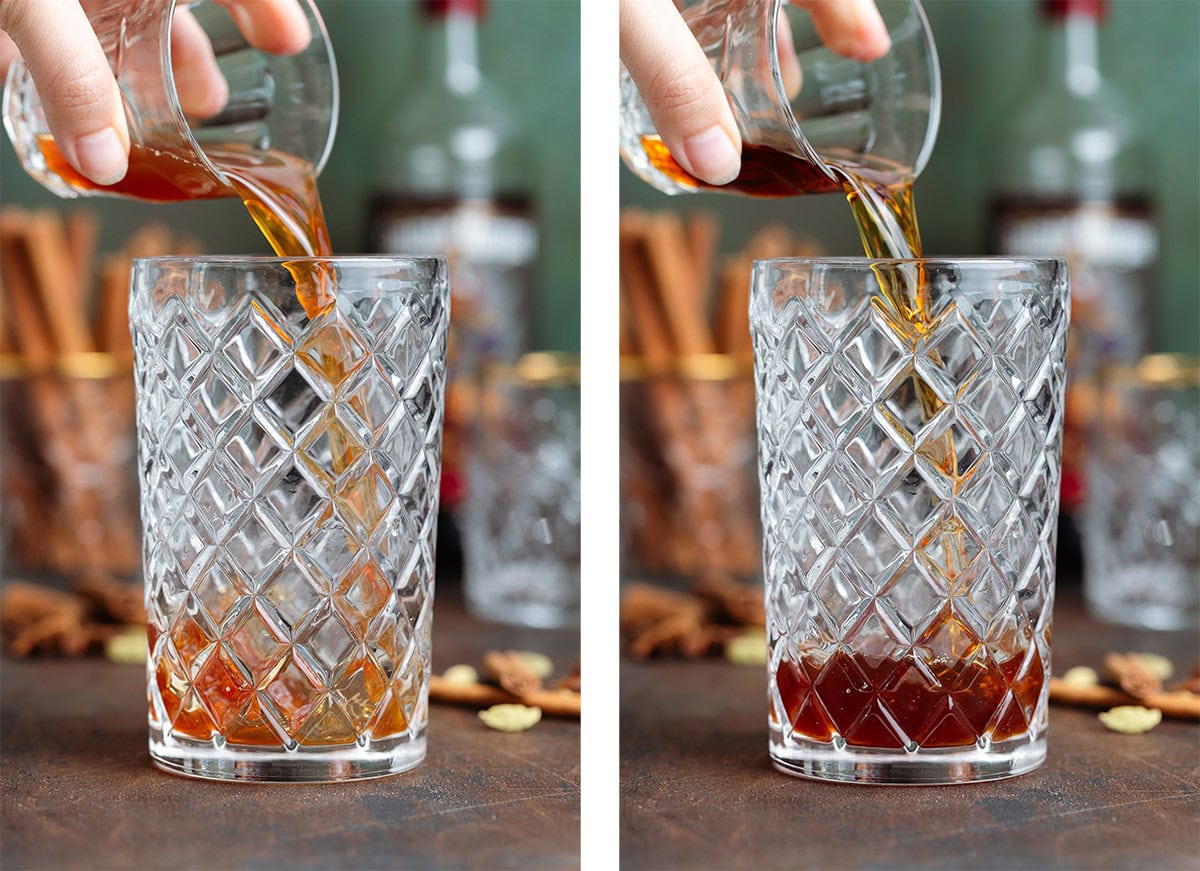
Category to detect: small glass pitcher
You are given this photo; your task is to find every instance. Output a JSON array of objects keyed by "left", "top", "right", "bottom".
[
  {"left": 3, "top": 0, "right": 338, "bottom": 200},
  {"left": 619, "top": 0, "right": 940, "bottom": 195}
]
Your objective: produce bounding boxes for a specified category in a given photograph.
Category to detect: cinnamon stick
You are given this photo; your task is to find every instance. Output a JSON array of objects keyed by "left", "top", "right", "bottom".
[
  {"left": 620, "top": 213, "right": 676, "bottom": 366},
  {"left": 693, "top": 574, "right": 764, "bottom": 627},
  {"left": 94, "top": 258, "right": 132, "bottom": 354},
  {"left": 1049, "top": 677, "right": 1200, "bottom": 720},
  {"left": 64, "top": 209, "right": 99, "bottom": 311},
  {"left": 714, "top": 255, "right": 753, "bottom": 356},
  {"left": 0, "top": 212, "right": 54, "bottom": 363},
  {"left": 1173, "top": 661, "right": 1200, "bottom": 695},
  {"left": 0, "top": 272, "right": 13, "bottom": 354},
  {"left": 1, "top": 581, "right": 87, "bottom": 657},
  {"left": 685, "top": 210, "right": 719, "bottom": 315},
  {"left": 429, "top": 676, "right": 581, "bottom": 718},
  {"left": 644, "top": 212, "right": 713, "bottom": 356},
  {"left": 1104, "top": 652, "right": 1163, "bottom": 698},
  {"left": 25, "top": 210, "right": 94, "bottom": 353},
  {"left": 552, "top": 663, "right": 581, "bottom": 694},
  {"left": 482, "top": 650, "right": 544, "bottom": 697},
  {"left": 620, "top": 582, "right": 706, "bottom": 631},
  {"left": 72, "top": 571, "right": 145, "bottom": 625}
]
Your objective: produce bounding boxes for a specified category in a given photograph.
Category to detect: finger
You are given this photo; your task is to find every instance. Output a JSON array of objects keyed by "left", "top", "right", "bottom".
[
  {"left": 621, "top": 0, "right": 741, "bottom": 186},
  {"left": 0, "top": 30, "right": 18, "bottom": 79},
  {"left": 0, "top": 0, "right": 129, "bottom": 184},
  {"left": 215, "top": 0, "right": 312, "bottom": 56},
  {"left": 171, "top": 6, "right": 230, "bottom": 119},
  {"left": 792, "top": 0, "right": 891, "bottom": 62}
]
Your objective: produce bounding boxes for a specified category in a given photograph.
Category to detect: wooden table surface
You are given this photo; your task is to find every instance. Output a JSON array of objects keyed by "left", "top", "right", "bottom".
[
  {"left": 1, "top": 589, "right": 580, "bottom": 870},
  {"left": 620, "top": 590, "right": 1199, "bottom": 870}
]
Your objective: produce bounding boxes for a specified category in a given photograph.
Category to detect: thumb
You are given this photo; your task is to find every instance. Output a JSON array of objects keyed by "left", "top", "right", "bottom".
[
  {"left": 1, "top": 0, "right": 130, "bottom": 185},
  {"left": 620, "top": 0, "right": 741, "bottom": 186}
]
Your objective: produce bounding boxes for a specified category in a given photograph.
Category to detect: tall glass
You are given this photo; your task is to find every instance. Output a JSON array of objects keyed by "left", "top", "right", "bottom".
[
  {"left": 130, "top": 256, "right": 448, "bottom": 782},
  {"left": 751, "top": 258, "right": 1069, "bottom": 784}
]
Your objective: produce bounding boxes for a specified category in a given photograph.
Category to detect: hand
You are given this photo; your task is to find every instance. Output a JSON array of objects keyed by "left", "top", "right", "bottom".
[
  {"left": 620, "top": 0, "right": 891, "bottom": 185},
  {"left": 0, "top": 0, "right": 312, "bottom": 186}
]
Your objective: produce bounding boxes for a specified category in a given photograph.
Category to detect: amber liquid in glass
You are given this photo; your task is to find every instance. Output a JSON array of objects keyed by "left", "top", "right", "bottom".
[{"left": 642, "top": 133, "right": 1042, "bottom": 748}]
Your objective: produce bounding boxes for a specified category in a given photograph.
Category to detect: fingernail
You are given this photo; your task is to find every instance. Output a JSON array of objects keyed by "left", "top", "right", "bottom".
[
  {"left": 683, "top": 126, "right": 740, "bottom": 186},
  {"left": 73, "top": 127, "right": 128, "bottom": 186}
]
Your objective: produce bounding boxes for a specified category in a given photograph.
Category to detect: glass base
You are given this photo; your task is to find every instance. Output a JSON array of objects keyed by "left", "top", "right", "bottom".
[
  {"left": 769, "top": 729, "right": 1046, "bottom": 785},
  {"left": 149, "top": 731, "right": 426, "bottom": 783}
]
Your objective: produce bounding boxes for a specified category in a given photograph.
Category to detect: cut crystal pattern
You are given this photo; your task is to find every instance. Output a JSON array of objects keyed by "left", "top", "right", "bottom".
[
  {"left": 133, "top": 262, "right": 447, "bottom": 754},
  {"left": 753, "top": 261, "right": 1068, "bottom": 757}
]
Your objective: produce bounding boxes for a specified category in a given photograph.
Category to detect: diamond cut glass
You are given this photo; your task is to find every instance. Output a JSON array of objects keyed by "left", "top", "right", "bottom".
[
  {"left": 751, "top": 258, "right": 1068, "bottom": 784},
  {"left": 131, "top": 257, "right": 448, "bottom": 782}
]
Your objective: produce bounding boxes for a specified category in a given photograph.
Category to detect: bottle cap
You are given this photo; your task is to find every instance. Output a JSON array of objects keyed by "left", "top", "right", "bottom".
[
  {"left": 1041, "top": 0, "right": 1107, "bottom": 19},
  {"left": 421, "top": 0, "right": 487, "bottom": 17}
]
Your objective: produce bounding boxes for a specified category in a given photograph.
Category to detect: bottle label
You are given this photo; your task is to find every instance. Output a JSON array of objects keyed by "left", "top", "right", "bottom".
[
  {"left": 995, "top": 206, "right": 1157, "bottom": 269},
  {"left": 376, "top": 204, "right": 538, "bottom": 269}
]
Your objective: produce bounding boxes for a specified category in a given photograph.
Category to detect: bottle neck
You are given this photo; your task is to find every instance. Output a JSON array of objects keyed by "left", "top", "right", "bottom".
[
  {"left": 1038, "top": 12, "right": 1102, "bottom": 95},
  {"left": 428, "top": 11, "right": 481, "bottom": 94}
]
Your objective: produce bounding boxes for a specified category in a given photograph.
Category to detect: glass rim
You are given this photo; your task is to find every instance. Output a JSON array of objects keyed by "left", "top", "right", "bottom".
[
  {"left": 162, "top": 0, "right": 339, "bottom": 180},
  {"left": 131, "top": 254, "right": 447, "bottom": 267},
  {"left": 751, "top": 256, "right": 1068, "bottom": 268}
]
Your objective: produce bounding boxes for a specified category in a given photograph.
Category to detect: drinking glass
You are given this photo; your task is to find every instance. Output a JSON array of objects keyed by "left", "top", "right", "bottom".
[
  {"left": 751, "top": 258, "right": 1069, "bottom": 784},
  {"left": 4, "top": 0, "right": 338, "bottom": 199},
  {"left": 1084, "top": 355, "right": 1200, "bottom": 630},
  {"left": 619, "top": 0, "right": 940, "bottom": 195},
  {"left": 130, "top": 256, "right": 448, "bottom": 782},
  {"left": 462, "top": 353, "right": 581, "bottom": 629}
]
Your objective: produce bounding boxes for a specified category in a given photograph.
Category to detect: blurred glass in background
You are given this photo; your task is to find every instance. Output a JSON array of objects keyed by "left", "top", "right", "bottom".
[
  {"left": 462, "top": 354, "right": 581, "bottom": 628},
  {"left": 1083, "top": 355, "right": 1200, "bottom": 631}
]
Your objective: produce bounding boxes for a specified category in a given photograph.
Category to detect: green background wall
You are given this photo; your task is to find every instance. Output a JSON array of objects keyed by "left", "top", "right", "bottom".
[
  {"left": 0, "top": 0, "right": 582, "bottom": 351},
  {"left": 620, "top": 0, "right": 1200, "bottom": 354}
]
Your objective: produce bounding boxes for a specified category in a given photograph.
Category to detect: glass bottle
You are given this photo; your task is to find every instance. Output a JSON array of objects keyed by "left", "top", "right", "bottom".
[{"left": 985, "top": 0, "right": 1158, "bottom": 534}]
